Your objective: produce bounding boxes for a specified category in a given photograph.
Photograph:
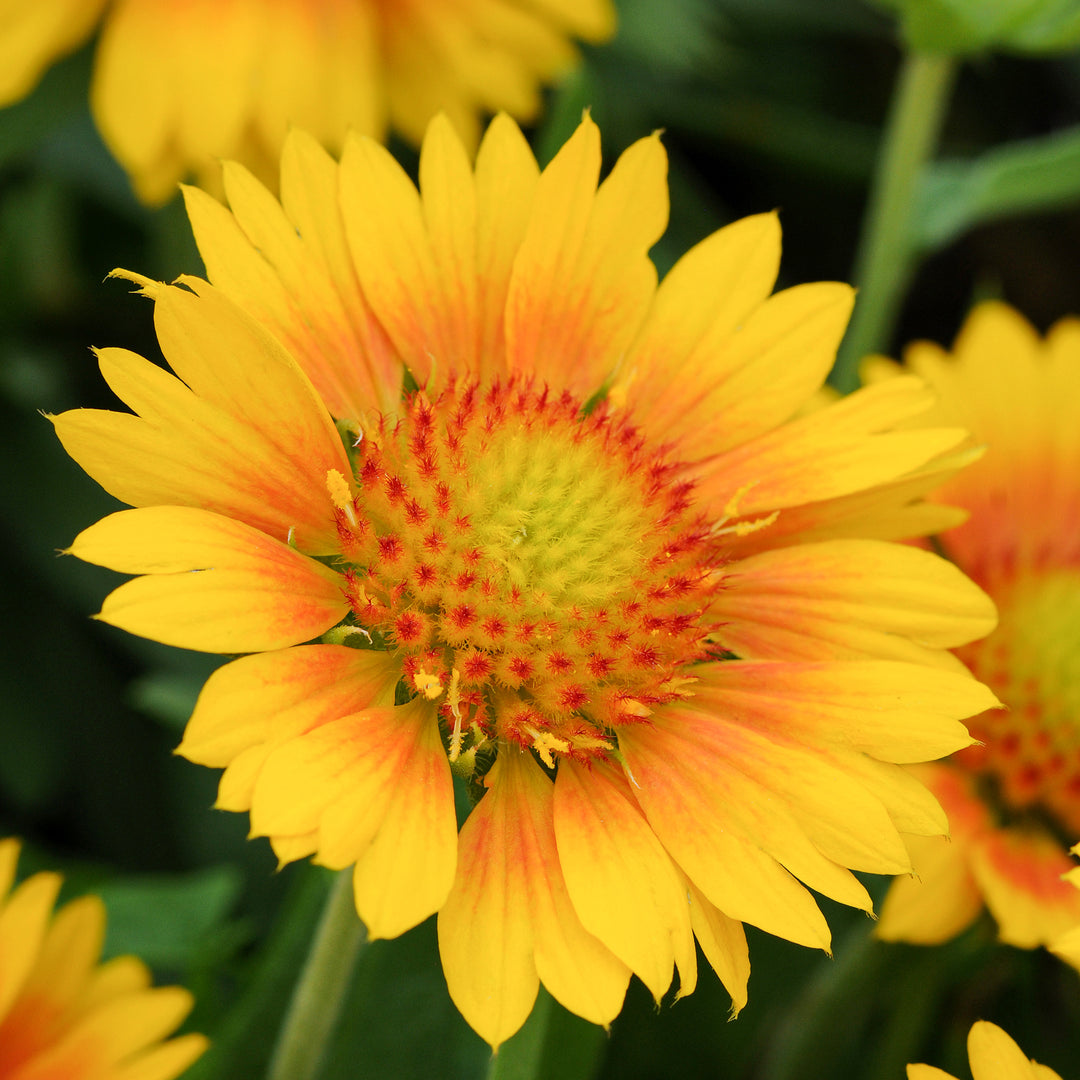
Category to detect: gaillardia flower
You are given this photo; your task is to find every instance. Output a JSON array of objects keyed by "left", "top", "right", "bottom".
[
  {"left": 55, "top": 114, "right": 999, "bottom": 1046},
  {"left": 874, "top": 303, "right": 1080, "bottom": 951},
  {"left": 0, "top": 0, "right": 613, "bottom": 204},
  {"left": 0, "top": 839, "right": 206, "bottom": 1080},
  {"left": 908, "top": 1020, "right": 1062, "bottom": 1080}
]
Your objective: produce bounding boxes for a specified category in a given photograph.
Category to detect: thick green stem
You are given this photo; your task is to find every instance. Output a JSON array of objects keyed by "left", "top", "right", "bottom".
[
  {"left": 831, "top": 50, "right": 957, "bottom": 393},
  {"left": 266, "top": 870, "right": 367, "bottom": 1080}
]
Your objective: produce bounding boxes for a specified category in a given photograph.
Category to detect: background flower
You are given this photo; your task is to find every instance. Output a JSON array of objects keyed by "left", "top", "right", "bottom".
[
  {"left": 874, "top": 303, "right": 1080, "bottom": 953},
  {"left": 0, "top": 838, "right": 206, "bottom": 1080},
  {"left": 0, "top": 0, "right": 614, "bottom": 203},
  {"left": 908, "top": 1020, "right": 1062, "bottom": 1080}
]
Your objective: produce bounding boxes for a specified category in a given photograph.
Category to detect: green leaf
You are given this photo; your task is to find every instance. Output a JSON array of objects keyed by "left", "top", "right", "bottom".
[
  {"left": 912, "top": 125, "right": 1080, "bottom": 250},
  {"left": 96, "top": 865, "right": 243, "bottom": 968},
  {"left": 872, "top": 0, "right": 1080, "bottom": 54}
]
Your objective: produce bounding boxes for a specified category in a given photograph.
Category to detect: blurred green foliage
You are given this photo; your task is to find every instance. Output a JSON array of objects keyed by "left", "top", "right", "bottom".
[{"left": 3, "top": 1, "right": 1080, "bottom": 1078}]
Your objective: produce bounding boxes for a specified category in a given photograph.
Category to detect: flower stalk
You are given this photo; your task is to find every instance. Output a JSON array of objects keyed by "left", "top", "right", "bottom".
[
  {"left": 831, "top": 50, "right": 957, "bottom": 393},
  {"left": 267, "top": 869, "right": 368, "bottom": 1080}
]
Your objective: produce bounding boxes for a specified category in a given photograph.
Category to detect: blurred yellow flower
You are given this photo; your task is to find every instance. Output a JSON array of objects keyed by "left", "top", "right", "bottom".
[
  {"left": 56, "top": 114, "right": 998, "bottom": 1047},
  {"left": 874, "top": 302, "right": 1080, "bottom": 950},
  {"left": 0, "top": 0, "right": 614, "bottom": 203},
  {"left": 0, "top": 838, "right": 206, "bottom": 1080},
  {"left": 908, "top": 1020, "right": 1062, "bottom": 1080}
]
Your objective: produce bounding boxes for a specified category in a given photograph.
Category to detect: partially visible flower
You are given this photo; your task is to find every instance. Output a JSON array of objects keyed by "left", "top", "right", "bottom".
[
  {"left": 1050, "top": 844, "right": 1080, "bottom": 969},
  {"left": 55, "top": 114, "right": 999, "bottom": 1048},
  {"left": 907, "top": 1020, "right": 1062, "bottom": 1080},
  {"left": 0, "top": 838, "right": 206, "bottom": 1080},
  {"left": 0, "top": 0, "right": 614, "bottom": 204},
  {"left": 874, "top": 302, "right": 1080, "bottom": 949}
]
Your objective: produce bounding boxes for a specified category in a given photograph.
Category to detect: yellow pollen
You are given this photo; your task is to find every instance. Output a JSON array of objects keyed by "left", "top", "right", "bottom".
[
  {"left": 525, "top": 728, "right": 572, "bottom": 769},
  {"left": 412, "top": 667, "right": 444, "bottom": 700},
  {"left": 446, "top": 669, "right": 467, "bottom": 762},
  {"left": 620, "top": 698, "right": 653, "bottom": 718},
  {"left": 326, "top": 469, "right": 357, "bottom": 526}
]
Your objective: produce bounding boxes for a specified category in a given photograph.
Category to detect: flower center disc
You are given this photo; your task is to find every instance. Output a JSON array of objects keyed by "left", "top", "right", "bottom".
[
  {"left": 957, "top": 569, "right": 1080, "bottom": 835},
  {"left": 330, "top": 378, "right": 719, "bottom": 769}
]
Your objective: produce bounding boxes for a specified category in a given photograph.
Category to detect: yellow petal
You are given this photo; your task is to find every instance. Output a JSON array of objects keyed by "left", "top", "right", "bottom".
[
  {"left": 438, "top": 751, "right": 629, "bottom": 1049},
  {"left": 70, "top": 506, "right": 348, "bottom": 653},
  {"left": 553, "top": 759, "right": 693, "bottom": 1001},
  {"left": 619, "top": 717, "right": 832, "bottom": 949},
  {"left": 505, "top": 119, "right": 666, "bottom": 396},
  {"left": 876, "top": 833, "right": 983, "bottom": 945},
  {"left": 715, "top": 539, "right": 997, "bottom": 665},
  {"left": 351, "top": 701, "right": 457, "bottom": 939},
  {"left": 696, "top": 376, "right": 969, "bottom": 518},
  {"left": 179, "top": 645, "right": 400, "bottom": 767},
  {"left": 682, "top": 875, "right": 749, "bottom": 1016},
  {"left": 473, "top": 113, "right": 541, "bottom": 378},
  {"left": 0, "top": 871, "right": 61, "bottom": 1020},
  {"left": 692, "top": 659, "right": 993, "bottom": 763},
  {"left": 968, "top": 1021, "right": 1055, "bottom": 1080},
  {"left": 114, "top": 1034, "right": 210, "bottom": 1080},
  {"left": 621, "top": 213, "right": 781, "bottom": 431},
  {"left": 619, "top": 703, "right": 876, "bottom": 912}
]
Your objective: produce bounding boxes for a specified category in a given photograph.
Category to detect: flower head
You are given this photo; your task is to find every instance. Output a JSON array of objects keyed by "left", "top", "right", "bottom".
[
  {"left": 55, "top": 114, "right": 998, "bottom": 1047},
  {"left": 908, "top": 1020, "right": 1062, "bottom": 1080},
  {"left": 874, "top": 303, "right": 1080, "bottom": 950},
  {"left": 0, "top": 0, "right": 614, "bottom": 204},
  {"left": 0, "top": 839, "right": 206, "bottom": 1080}
]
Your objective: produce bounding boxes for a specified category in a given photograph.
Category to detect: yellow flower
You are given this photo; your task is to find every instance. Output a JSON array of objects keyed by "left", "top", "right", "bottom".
[
  {"left": 908, "top": 1020, "right": 1062, "bottom": 1080},
  {"left": 0, "top": 0, "right": 614, "bottom": 204},
  {"left": 0, "top": 839, "right": 206, "bottom": 1080},
  {"left": 874, "top": 302, "right": 1080, "bottom": 951},
  {"left": 55, "top": 114, "right": 998, "bottom": 1048}
]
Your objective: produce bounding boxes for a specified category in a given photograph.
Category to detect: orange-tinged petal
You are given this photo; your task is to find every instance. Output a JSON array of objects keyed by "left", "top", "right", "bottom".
[
  {"left": 179, "top": 645, "right": 400, "bottom": 767},
  {"left": 62, "top": 986, "right": 194, "bottom": 1062},
  {"left": 18, "top": 895, "right": 104, "bottom": 1009},
  {"left": 351, "top": 701, "right": 457, "bottom": 939},
  {"left": 619, "top": 702, "right": 876, "bottom": 910},
  {"left": 69, "top": 507, "right": 348, "bottom": 653},
  {"left": 438, "top": 751, "right": 629, "bottom": 1049},
  {"left": 715, "top": 539, "right": 996, "bottom": 665},
  {"left": 417, "top": 113, "right": 480, "bottom": 372},
  {"left": 473, "top": 113, "right": 541, "bottom": 377},
  {"left": 54, "top": 278, "right": 352, "bottom": 554},
  {"left": 618, "top": 716, "right": 832, "bottom": 948},
  {"left": 696, "top": 376, "right": 969, "bottom": 518},
  {"left": 553, "top": 759, "right": 693, "bottom": 1001},
  {"left": 969, "top": 825, "right": 1080, "bottom": 948},
  {"left": 339, "top": 131, "right": 451, "bottom": 387},
  {"left": 250, "top": 699, "right": 456, "bottom": 937},
  {"left": 876, "top": 832, "right": 983, "bottom": 945},
  {"left": 278, "top": 129, "right": 402, "bottom": 415},
  {"left": 0, "top": 872, "right": 61, "bottom": 1020},
  {"left": 619, "top": 213, "right": 781, "bottom": 428},
  {"left": 692, "top": 660, "right": 992, "bottom": 763},
  {"left": 630, "top": 279, "right": 853, "bottom": 462},
  {"left": 505, "top": 119, "right": 667, "bottom": 395}
]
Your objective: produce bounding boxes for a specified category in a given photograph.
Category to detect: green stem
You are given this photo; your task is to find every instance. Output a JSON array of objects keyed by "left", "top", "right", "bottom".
[
  {"left": 831, "top": 50, "right": 958, "bottom": 393},
  {"left": 486, "top": 988, "right": 607, "bottom": 1080},
  {"left": 266, "top": 870, "right": 367, "bottom": 1080}
]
